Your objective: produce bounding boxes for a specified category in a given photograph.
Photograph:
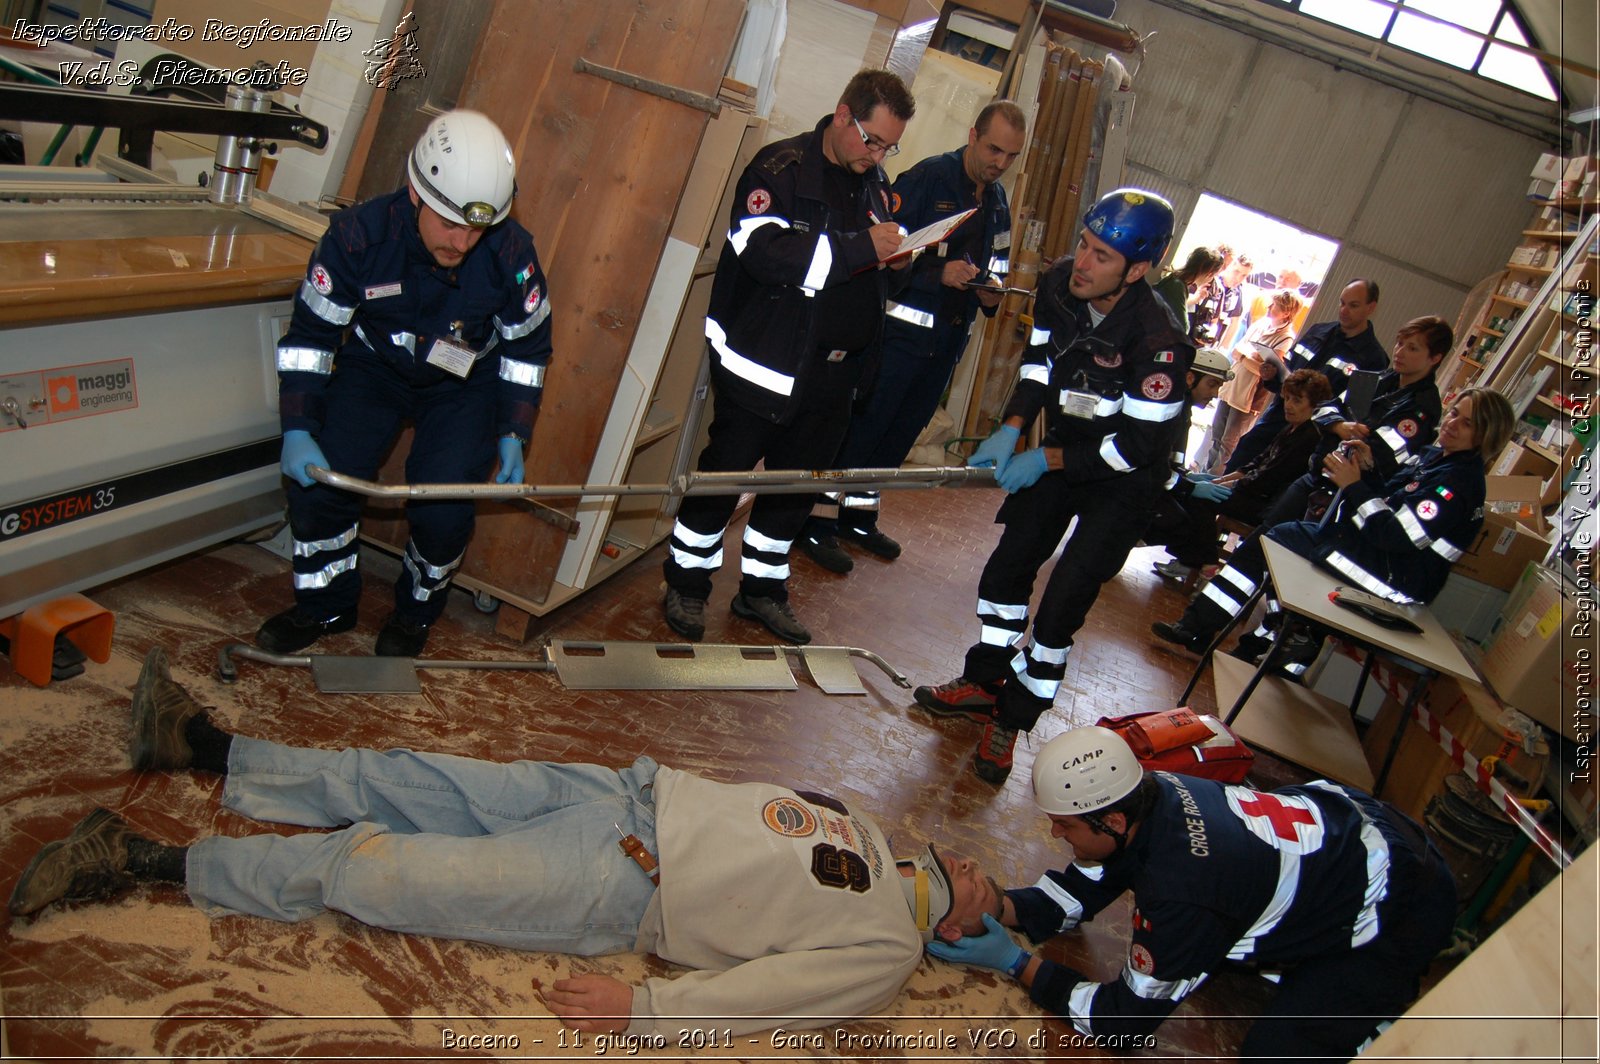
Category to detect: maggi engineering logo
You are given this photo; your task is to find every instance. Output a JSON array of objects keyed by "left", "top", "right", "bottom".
[{"left": 44, "top": 359, "right": 137, "bottom": 419}]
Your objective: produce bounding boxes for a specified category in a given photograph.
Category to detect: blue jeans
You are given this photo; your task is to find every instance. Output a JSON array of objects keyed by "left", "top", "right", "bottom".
[{"left": 187, "top": 737, "right": 660, "bottom": 955}]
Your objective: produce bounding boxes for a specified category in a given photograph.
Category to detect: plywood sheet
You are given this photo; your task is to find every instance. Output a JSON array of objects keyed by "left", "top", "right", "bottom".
[{"left": 1216, "top": 652, "right": 1375, "bottom": 791}]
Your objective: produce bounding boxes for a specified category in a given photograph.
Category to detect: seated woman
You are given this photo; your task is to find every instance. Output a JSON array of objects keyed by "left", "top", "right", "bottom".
[
  {"left": 1148, "top": 369, "right": 1333, "bottom": 577},
  {"left": 1202, "top": 288, "right": 1302, "bottom": 473},
  {"left": 1150, "top": 387, "right": 1514, "bottom": 668}
]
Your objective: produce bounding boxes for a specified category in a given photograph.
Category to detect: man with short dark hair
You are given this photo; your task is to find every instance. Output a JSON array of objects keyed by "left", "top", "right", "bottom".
[
  {"left": 913, "top": 189, "right": 1194, "bottom": 784},
  {"left": 662, "top": 70, "right": 916, "bottom": 646},
  {"left": 1224, "top": 278, "right": 1385, "bottom": 472},
  {"left": 10, "top": 648, "right": 1001, "bottom": 1039},
  {"left": 927, "top": 726, "right": 1456, "bottom": 1059},
  {"left": 801, "top": 100, "right": 1026, "bottom": 572}
]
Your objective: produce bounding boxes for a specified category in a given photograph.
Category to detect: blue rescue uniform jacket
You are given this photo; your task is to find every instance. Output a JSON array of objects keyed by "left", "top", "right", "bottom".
[
  {"left": 1004, "top": 261, "right": 1194, "bottom": 487},
  {"left": 1310, "top": 369, "right": 1443, "bottom": 482},
  {"left": 1306, "top": 444, "right": 1485, "bottom": 604},
  {"left": 882, "top": 145, "right": 1010, "bottom": 338},
  {"left": 1010, "top": 773, "right": 1450, "bottom": 1037},
  {"left": 703, "top": 117, "right": 898, "bottom": 425},
  {"left": 276, "top": 187, "right": 552, "bottom": 442}
]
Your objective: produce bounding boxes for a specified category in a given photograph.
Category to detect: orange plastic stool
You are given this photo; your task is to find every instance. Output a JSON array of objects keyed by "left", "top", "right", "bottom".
[{"left": 0, "top": 594, "right": 115, "bottom": 687}]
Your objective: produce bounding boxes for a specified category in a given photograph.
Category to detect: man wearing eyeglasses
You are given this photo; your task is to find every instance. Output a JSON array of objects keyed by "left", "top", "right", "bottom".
[
  {"left": 663, "top": 70, "right": 916, "bottom": 646},
  {"left": 258, "top": 110, "right": 552, "bottom": 659},
  {"left": 801, "top": 101, "right": 1026, "bottom": 573}
]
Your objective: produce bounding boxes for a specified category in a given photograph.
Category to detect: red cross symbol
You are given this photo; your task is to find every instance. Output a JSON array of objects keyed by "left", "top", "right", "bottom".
[
  {"left": 1237, "top": 793, "right": 1317, "bottom": 842},
  {"left": 746, "top": 188, "right": 771, "bottom": 215}
]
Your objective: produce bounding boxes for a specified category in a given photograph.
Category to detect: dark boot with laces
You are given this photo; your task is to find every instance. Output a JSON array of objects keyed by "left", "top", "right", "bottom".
[
  {"left": 663, "top": 589, "right": 706, "bottom": 641},
  {"left": 129, "top": 647, "right": 206, "bottom": 771},
  {"left": 730, "top": 593, "right": 811, "bottom": 645},
  {"left": 8, "top": 808, "right": 136, "bottom": 916}
]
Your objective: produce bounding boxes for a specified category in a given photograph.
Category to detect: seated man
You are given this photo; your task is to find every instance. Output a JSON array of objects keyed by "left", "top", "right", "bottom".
[
  {"left": 926, "top": 726, "right": 1456, "bottom": 1059},
  {"left": 10, "top": 649, "right": 998, "bottom": 1038}
]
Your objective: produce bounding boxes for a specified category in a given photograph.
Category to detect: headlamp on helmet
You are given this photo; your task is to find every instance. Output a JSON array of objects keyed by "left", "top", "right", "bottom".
[
  {"left": 408, "top": 110, "right": 517, "bottom": 229},
  {"left": 1192, "top": 346, "right": 1235, "bottom": 382}
]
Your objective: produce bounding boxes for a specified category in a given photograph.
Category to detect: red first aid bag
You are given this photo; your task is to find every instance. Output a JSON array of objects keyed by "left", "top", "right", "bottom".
[{"left": 1095, "top": 707, "right": 1254, "bottom": 783}]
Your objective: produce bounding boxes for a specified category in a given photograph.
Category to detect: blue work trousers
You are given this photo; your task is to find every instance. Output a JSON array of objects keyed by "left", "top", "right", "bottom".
[
  {"left": 286, "top": 353, "right": 497, "bottom": 623},
  {"left": 821, "top": 316, "right": 969, "bottom": 535}
]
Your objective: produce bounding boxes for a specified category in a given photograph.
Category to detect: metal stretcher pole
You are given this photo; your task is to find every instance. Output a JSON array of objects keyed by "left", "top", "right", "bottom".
[{"left": 307, "top": 464, "right": 997, "bottom": 501}]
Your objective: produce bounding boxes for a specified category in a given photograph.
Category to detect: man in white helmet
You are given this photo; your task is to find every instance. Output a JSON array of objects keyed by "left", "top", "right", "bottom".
[
  {"left": 257, "top": 110, "right": 552, "bottom": 658},
  {"left": 11, "top": 649, "right": 1002, "bottom": 1038},
  {"left": 926, "top": 725, "right": 1456, "bottom": 1059}
]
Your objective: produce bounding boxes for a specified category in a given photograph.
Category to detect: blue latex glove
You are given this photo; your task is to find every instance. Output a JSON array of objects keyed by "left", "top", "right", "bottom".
[
  {"left": 1188, "top": 471, "right": 1216, "bottom": 482},
  {"left": 280, "top": 429, "right": 326, "bottom": 488},
  {"left": 1188, "top": 477, "right": 1233, "bottom": 503},
  {"left": 997, "top": 447, "right": 1049, "bottom": 493},
  {"left": 494, "top": 435, "right": 525, "bottom": 484},
  {"left": 967, "top": 424, "right": 1021, "bottom": 475},
  {"left": 926, "top": 912, "right": 1028, "bottom": 976}
]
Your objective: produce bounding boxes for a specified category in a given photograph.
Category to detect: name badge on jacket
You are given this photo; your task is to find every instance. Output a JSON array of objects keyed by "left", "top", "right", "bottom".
[{"left": 425, "top": 337, "right": 478, "bottom": 378}]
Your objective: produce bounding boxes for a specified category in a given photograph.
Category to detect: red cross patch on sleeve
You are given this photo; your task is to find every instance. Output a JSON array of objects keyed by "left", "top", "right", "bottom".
[
  {"left": 524, "top": 286, "right": 541, "bottom": 314},
  {"left": 1398, "top": 418, "right": 1419, "bottom": 438},
  {"left": 1417, "top": 499, "right": 1440, "bottom": 521},
  {"left": 310, "top": 264, "right": 333, "bottom": 295},
  {"left": 1131, "top": 943, "right": 1156, "bottom": 975},
  {"left": 746, "top": 188, "right": 772, "bottom": 215},
  {"left": 1143, "top": 373, "right": 1174, "bottom": 400}
]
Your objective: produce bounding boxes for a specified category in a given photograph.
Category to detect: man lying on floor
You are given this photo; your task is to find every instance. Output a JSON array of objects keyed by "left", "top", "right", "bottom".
[{"left": 9, "top": 648, "right": 1000, "bottom": 1038}]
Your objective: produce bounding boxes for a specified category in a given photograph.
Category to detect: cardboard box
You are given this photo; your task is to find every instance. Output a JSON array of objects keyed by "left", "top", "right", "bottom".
[
  {"left": 1363, "top": 674, "right": 1548, "bottom": 820},
  {"left": 1429, "top": 571, "right": 1512, "bottom": 646},
  {"left": 1453, "top": 476, "right": 1553, "bottom": 590},
  {"left": 1491, "top": 439, "right": 1557, "bottom": 479},
  {"left": 1530, "top": 152, "right": 1564, "bottom": 182},
  {"left": 1478, "top": 565, "right": 1595, "bottom": 741},
  {"left": 1528, "top": 178, "right": 1558, "bottom": 201}
]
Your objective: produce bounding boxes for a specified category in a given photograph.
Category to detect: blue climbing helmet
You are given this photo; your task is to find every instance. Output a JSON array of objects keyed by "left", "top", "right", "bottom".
[{"left": 1082, "top": 188, "right": 1175, "bottom": 266}]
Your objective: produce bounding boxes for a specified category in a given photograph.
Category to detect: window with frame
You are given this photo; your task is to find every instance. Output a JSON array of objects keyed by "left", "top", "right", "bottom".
[{"left": 1259, "top": 0, "right": 1559, "bottom": 101}]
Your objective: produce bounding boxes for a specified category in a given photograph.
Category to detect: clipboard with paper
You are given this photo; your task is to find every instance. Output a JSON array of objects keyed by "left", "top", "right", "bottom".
[{"left": 886, "top": 207, "right": 978, "bottom": 260}]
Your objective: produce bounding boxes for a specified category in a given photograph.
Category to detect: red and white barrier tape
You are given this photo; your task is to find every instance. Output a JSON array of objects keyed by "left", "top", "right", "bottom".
[{"left": 1335, "top": 644, "right": 1572, "bottom": 868}]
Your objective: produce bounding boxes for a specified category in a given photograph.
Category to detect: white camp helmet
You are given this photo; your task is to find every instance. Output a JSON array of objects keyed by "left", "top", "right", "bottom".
[
  {"left": 1192, "top": 346, "right": 1235, "bottom": 382},
  {"left": 407, "top": 110, "right": 516, "bottom": 228},
  {"left": 1032, "top": 726, "right": 1144, "bottom": 816},
  {"left": 896, "top": 843, "right": 954, "bottom": 943}
]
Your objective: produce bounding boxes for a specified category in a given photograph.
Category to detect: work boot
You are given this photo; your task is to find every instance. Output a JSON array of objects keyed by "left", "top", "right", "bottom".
[
  {"left": 1231, "top": 631, "right": 1273, "bottom": 664},
  {"left": 255, "top": 606, "right": 357, "bottom": 654},
  {"left": 1151, "top": 620, "right": 1210, "bottom": 655},
  {"left": 913, "top": 677, "right": 1001, "bottom": 724},
  {"left": 1272, "top": 631, "right": 1324, "bottom": 680},
  {"left": 8, "top": 808, "right": 135, "bottom": 917},
  {"left": 730, "top": 593, "right": 811, "bottom": 645},
  {"left": 663, "top": 589, "right": 706, "bottom": 641},
  {"left": 800, "top": 533, "right": 853, "bottom": 574},
  {"left": 840, "top": 526, "right": 902, "bottom": 560},
  {"left": 1153, "top": 560, "right": 1193, "bottom": 586},
  {"left": 375, "top": 616, "right": 430, "bottom": 658},
  {"left": 973, "top": 720, "right": 1019, "bottom": 785},
  {"left": 129, "top": 647, "right": 204, "bottom": 772}
]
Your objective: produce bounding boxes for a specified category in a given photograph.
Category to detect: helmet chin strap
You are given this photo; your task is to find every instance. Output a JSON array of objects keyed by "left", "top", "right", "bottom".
[{"left": 1083, "top": 811, "right": 1131, "bottom": 855}]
